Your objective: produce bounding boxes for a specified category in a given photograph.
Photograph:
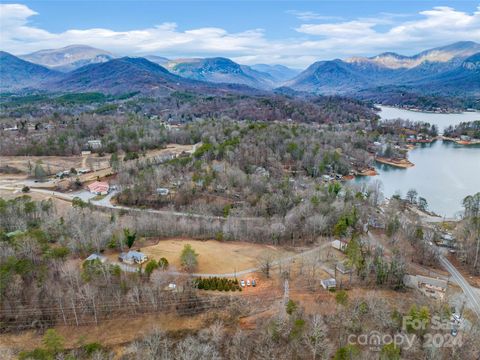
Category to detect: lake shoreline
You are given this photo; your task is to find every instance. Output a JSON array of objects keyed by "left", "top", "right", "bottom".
[
  {"left": 375, "top": 157, "right": 414, "bottom": 169},
  {"left": 355, "top": 107, "right": 480, "bottom": 217},
  {"left": 441, "top": 136, "right": 480, "bottom": 146}
]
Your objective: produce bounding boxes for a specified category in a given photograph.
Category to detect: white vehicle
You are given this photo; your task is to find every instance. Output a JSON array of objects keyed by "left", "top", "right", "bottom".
[
  {"left": 240, "top": 280, "right": 245, "bottom": 287},
  {"left": 451, "top": 313, "right": 461, "bottom": 323},
  {"left": 246, "top": 280, "right": 251, "bottom": 286}
]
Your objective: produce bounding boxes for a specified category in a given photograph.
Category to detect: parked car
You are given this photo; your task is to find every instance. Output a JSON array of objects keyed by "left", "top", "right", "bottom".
[
  {"left": 252, "top": 279, "right": 257, "bottom": 287},
  {"left": 451, "top": 313, "right": 461, "bottom": 323},
  {"left": 451, "top": 327, "right": 458, "bottom": 336},
  {"left": 240, "top": 280, "right": 245, "bottom": 287},
  {"left": 246, "top": 280, "right": 251, "bottom": 286}
]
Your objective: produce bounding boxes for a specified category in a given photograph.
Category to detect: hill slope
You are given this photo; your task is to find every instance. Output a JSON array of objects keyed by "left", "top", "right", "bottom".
[{"left": 0, "top": 51, "right": 61, "bottom": 90}]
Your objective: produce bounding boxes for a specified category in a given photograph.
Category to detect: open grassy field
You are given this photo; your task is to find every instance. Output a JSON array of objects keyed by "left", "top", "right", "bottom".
[{"left": 130, "top": 238, "right": 296, "bottom": 274}]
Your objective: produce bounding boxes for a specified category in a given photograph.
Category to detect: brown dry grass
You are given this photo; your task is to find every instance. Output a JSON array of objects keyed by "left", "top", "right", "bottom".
[
  {"left": 0, "top": 312, "right": 208, "bottom": 357},
  {"left": 115, "top": 238, "right": 295, "bottom": 275}
]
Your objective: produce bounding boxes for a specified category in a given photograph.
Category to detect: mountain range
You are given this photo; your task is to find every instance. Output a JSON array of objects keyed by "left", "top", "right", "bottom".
[
  {"left": 1, "top": 41, "right": 479, "bottom": 98},
  {"left": 286, "top": 41, "right": 480, "bottom": 96}
]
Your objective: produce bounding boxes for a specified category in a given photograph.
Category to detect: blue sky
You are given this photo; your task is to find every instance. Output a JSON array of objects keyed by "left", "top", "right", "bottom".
[{"left": 1, "top": 1, "right": 479, "bottom": 67}]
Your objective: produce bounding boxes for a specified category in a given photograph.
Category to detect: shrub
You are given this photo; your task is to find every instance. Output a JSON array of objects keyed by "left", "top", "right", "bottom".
[
  {"left": 180, "top": 244, "right": 198, "bottom": 272},
  {"left": 158, "top": 257, "right": 169, "bottom": 270},
  {"left": 144, "top": 260, "right": 158, "bottom": 277},
  {"left": 286, "top": 299, "right": 297, "bottom": 315},
  {"left": 83, "top": 342, "right": 103, "bottom": 356},
  {"left": 335, "top": 290, "right": 348, "bottom": 306},
  {"left": 19, "top": 348, "right": 51, "bottom": 360}
]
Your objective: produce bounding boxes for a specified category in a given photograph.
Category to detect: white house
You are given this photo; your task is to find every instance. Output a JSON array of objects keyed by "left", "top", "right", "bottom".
[
  {"left": 156, "top": 188, "right": 170, "bottom": 196},
  {"left": 331, "top": 239, "right": 348, "bottom": 252},
  {"left": 119, "top": 250, "right": 148, "bottom": 265},
  {"left": 87, "top": 140, "right": 102, "bottom": 150}
]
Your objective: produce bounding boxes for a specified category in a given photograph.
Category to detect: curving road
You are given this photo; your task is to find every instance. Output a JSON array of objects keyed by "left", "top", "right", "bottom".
[{"left": 439, "top": 255, "right": 480, "bottom": 319}]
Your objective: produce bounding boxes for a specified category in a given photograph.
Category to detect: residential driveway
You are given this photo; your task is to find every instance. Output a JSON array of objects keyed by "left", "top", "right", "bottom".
[{"left": 71, "top": 189, "right": 97, "bottom": 202}]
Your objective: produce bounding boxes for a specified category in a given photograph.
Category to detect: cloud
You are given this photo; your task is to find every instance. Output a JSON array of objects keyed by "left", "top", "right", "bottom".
[
  {"left": 286, "top": 10, "right": 343, "bottom": 21},
  {"left": 295, "top": 6, "right": 480, "bottom": 54},
  {"left": 1, "top": 3, "right": 479, "bottom": 67},
  {"left": 297, "top": 20, "right": 377, "bottom": 37}
]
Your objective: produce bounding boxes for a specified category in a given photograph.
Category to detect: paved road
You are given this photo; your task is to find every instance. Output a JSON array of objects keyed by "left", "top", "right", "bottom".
[
  {"left": 0, "top": 184, "right": 255, "bottom": 221},
  {"left": 439, "top": 255, "right": 480, "bottom": 319}
]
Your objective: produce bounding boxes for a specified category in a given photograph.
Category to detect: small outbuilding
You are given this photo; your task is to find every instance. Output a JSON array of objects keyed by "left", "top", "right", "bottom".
[
  {"left": 85, "top": 253, "right": 107, "bottom": 263},
  {"left": 336, "top": 262, "right": 352, "bottom": 274},
  {"left": 321, "top": 278, "right": 337, "bottom": 290},
  {"left": 156, "top": 188, "right": 170, "bottom": 196},
  {"left": 331, "top": 239, "right": 348, "bottom": 252}
]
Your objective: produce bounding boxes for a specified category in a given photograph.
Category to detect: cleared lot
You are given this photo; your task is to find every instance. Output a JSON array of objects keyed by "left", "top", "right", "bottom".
[{"left": 115, "top": 238, "right": 295, "bottom": 275}]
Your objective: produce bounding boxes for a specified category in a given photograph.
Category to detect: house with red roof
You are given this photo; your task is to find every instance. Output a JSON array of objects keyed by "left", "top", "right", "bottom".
[{"left": 87, "top": 181, "right": 110, "bottom": 195}]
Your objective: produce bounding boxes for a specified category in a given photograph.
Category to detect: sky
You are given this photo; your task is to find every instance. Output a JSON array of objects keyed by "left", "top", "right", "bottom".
[{"left": 1, "top": 1, "right": 479, "bottom": 67}]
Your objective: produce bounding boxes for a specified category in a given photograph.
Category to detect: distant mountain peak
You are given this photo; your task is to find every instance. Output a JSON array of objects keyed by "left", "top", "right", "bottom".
[
  {"left": 166, "top": 56, "right": 275, "bottom": 89},
  {"left": 20, "top": 45, "right": 115, "bottom": 72}
]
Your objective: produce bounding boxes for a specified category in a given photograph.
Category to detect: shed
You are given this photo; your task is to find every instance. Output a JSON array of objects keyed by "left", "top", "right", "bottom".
[
  {"left": 156, "top": 188, "right": 170, "bottom": 196},
  {"left": 321, "top": 278, "right": 337, "bottom": 290},
  {"left": 336, "top": 262, "right": 352, "bottom": 274},
  {"left": 331, "top": 239, "right": 348, "bottom": 252},
  {"left": 85, "top": 253, "right": 106, "bottom": 263}
]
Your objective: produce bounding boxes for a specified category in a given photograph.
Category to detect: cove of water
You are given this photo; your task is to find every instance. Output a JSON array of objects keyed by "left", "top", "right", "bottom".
[{"left": 354, "top": 107, "right": 480, "bottom": 217}]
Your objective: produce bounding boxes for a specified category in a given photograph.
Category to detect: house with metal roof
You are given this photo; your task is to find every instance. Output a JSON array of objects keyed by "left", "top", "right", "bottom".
[
  {"left": 119, "top": 250, "right": 148, "bottom": 265},
  {"left": 321, "top": 278, "right": 337, "bottom": 290}
]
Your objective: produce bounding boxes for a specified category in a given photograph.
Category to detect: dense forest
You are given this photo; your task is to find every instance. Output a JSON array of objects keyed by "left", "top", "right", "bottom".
[{"left": 0, "top": 92, "right": 378, "bottom": 156}]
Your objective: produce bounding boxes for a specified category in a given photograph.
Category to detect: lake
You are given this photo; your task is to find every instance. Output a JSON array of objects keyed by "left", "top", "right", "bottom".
[
  {"left": 378, "top": 106, "right": 480, "bottom": 133},
  {"left": 355, "top": 106, "right": 480, "bottom": 218}
]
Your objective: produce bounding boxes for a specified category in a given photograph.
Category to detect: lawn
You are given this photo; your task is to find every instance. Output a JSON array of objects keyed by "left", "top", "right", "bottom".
[{"left": 137, "top": 238, "right": 295, "bottom": 274}]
